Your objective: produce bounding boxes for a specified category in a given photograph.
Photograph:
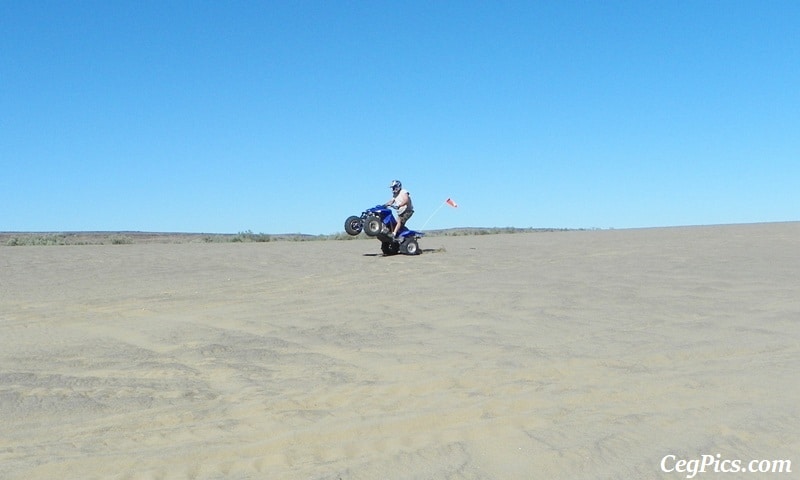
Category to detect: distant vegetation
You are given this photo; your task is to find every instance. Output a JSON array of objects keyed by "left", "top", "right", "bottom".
[
  {"left": 4, "top": 234, "right": 71, "bottom": 246},
  {"left": 425, "top": 227, "right": 576, "bottom": 236},
  {"left": 1, "top": 227, "right": 579, "bottom": 246}
]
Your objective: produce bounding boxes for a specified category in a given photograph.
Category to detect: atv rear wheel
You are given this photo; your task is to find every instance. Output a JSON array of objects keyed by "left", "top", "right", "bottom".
[
  {"left": 364, "top": 215, "right": 384, "bottom": 237},
  {"left": 381, "top": 241, "right": 400, "bottom": 256},
  {"left": 344, "top": 216, "right": 363, "bottom": 236},
  {"left": 401, "top": 239, "right": 420, "bottom": 255}
]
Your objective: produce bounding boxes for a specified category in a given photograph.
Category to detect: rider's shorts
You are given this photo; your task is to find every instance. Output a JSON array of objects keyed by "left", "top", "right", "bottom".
[{"left": 399, "top": 209, "right": 414, "bottom": 223}]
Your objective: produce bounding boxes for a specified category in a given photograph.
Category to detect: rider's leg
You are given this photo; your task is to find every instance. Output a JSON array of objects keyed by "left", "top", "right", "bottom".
[
  {"left": 393, "top": 219, "right": 404, "bottom": 237},
  {"left": 393, "top": 210, "right": 413, "bottom": 237}
]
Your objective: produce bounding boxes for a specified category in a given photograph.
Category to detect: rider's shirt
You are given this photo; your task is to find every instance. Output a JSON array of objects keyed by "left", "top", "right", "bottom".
[{"left": 392, "top": 189, "right": 413, "bottom": 213}]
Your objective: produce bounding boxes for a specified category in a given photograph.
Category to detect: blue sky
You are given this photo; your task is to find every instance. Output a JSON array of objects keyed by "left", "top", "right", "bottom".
[{"left": 2, "top": 1, "right": 798, "bottom": 234}]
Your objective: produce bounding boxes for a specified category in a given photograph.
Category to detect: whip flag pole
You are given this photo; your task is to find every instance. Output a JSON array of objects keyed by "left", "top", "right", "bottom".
[{"left": 420, "top": 198, "right": 458, "bottom": 230}]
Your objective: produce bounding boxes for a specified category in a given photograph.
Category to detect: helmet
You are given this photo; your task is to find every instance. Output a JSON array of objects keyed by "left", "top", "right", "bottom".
[{"left": 389, "top": 180, "right": 402, "bottom": 193}]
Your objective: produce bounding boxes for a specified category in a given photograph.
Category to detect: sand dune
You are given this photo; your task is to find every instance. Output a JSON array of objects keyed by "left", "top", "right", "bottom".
[{"left": 1, "top": 223, "right": 798, "bottom": 479}]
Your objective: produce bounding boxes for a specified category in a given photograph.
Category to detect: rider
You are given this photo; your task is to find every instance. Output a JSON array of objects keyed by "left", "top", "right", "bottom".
[{"left": 384, "top": 180, "right": 414, "bottom": 239}]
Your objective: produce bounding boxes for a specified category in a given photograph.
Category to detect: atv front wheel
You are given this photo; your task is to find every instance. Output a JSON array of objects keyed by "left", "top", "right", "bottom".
[
  {"left": 344, "top": 216, "right": 363, "bottom": 236},
  {"left": 364, "top": 215, "right": 383, "bottom": 237}
]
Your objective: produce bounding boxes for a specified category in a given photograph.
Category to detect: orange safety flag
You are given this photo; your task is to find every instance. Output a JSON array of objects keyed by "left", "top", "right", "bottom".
[{"left": 446, "top": 198, "right": 458, "bottom": 208}]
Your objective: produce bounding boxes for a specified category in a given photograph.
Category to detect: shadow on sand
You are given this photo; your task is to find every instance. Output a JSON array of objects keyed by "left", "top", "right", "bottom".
[{"left": 362, "top": 248, "right": 443, "bottom": 257}]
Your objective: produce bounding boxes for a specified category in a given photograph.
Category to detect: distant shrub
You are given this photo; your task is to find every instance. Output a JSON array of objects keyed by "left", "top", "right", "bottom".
[
  {"left": 232, "top": 230, "right": 271, "bottom": 243},
  {"left": 110, "top": 235, "right": 133, "bottom": 245}
]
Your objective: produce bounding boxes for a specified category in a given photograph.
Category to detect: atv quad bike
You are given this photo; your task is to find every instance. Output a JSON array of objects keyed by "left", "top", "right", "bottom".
[{"left": 344, "top": 205, "right": 424, "bottom": 255}]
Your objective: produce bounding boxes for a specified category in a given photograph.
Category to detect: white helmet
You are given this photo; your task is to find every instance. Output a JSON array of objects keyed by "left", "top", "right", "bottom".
[{"left": 389, "top": 180, "right": 402, "bottom": 193}]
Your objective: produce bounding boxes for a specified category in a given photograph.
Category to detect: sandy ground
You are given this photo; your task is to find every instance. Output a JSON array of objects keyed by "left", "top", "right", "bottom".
[{"left": 1, "top": 223, "right": 798, "bottom": 479}]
